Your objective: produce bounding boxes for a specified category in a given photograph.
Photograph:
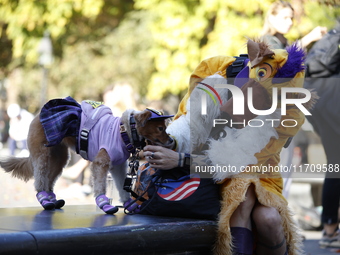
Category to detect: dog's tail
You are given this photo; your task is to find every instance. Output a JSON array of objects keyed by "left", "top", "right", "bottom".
[{"left": 0, "top": 157, "right": 33, "bottom": 182}]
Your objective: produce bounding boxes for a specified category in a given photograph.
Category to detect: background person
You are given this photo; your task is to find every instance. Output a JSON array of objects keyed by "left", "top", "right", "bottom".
[
  {"left": 261, "top": 1, "right": 327, "bottom": 50},
  {"left": 6, "top": 103, "right": 34, "bottom": 157},
  {"left": 304, "top": 21, "right": 340, "bottom": 248}
]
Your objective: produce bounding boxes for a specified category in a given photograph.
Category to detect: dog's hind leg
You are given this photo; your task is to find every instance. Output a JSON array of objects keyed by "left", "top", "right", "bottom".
[
  {"left": 26, "top": 117, "right": 58, "bottom": 210},
  {"left": 33, "top": 142, "right": 69, "bottom": 210},
  {"left": 92, "top": 149, "right": 119, "bottom": 214},
  {"left": 33, "top": 145, "right": 57, "bottom": 210},
  {"left": 32, "top": 138, "right": 68, "bottom": 210},
  {"left": 108, "top": 161, "right": 130, "bottom": 204},
  {"left": 44, "top": 143, "right": 70, "bottom": 209}
]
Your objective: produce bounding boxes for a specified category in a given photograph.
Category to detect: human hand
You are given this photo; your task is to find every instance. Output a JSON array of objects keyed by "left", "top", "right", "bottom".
[
  {"left": 300, "top": 26, "right": 327, "bottom": 47},
  {"left": 143, "top": 145, "right": 181, "bottom": 170},
  {"left": 308, "top": 26, "right": 328, "bottom": 41}
]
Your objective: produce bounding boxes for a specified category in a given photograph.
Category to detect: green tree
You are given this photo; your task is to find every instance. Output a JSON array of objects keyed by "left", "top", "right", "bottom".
[
  {"left": 0, "top": 0, "right": 134, "bottom": 64},
  {"left": 0, "top": 0, "right": 135, "bottom": 111},
  {"left": 135, "top": 0, "right": 339, "bottom": 100},
  {"left": 0, "top": 0, "right": 339, "bottom": 111}
]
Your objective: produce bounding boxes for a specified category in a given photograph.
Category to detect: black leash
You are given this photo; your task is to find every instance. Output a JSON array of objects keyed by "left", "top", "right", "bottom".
[{"left": 123, "top": 149, "right": 141, "bottom": 198}]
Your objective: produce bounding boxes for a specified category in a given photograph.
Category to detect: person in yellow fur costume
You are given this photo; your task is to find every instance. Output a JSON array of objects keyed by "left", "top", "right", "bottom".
[{"left": 143, "top": 39, "right": 316, "bottom": 255}]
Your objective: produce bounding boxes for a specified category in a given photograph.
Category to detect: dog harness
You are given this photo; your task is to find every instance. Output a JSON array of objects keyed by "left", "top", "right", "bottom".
[
  {"left": 41, "top": 97, "right": 172, "bottom": 165},
  {"left": 79, "top": 100, "right": 130, "bottom": 164},
  {"left": 41, "top": 97, "right": 130, "bottom": 164}
]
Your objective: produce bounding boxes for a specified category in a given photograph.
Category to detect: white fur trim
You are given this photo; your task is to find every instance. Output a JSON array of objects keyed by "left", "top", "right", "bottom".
[
  {"left": 166, "top": 115, "right": 191, "bottom": 153},
  {"left": 168, "top": 73, "right": 229, "bottom": 153},
  {"left": 207, "top": 109, "right": 281, "bottom": 181}
]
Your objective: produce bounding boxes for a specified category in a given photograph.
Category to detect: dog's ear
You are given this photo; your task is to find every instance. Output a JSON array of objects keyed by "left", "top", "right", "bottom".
[{"left": 134, "top": 110, "right": 152, "bottom": 127}]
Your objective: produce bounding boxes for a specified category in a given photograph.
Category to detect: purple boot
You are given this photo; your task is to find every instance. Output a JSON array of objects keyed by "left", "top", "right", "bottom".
[
  {"left": 96, "top": 194, "right": 119, "bottom": 214},
  {"left": 230, "top": 227, "right": 254, "bottom": 255},
  {"left": 36, "top": 191, "right": 55, "bottom": 210},
  {"left": 47, "top": 191, "right": 65, "bottom": 209},
  {"left": 124, "top": 198, "right": 141, "bottom": 214}
]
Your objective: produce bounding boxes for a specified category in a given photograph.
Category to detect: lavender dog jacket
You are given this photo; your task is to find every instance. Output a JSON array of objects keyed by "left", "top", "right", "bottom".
[{"left": 79, "top": 101, "right": 130, "bottom": 164}]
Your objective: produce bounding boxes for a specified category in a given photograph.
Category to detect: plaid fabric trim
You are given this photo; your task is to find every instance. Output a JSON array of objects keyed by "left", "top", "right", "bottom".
[{"left": 40, "top": 96, "right": 82, "bottom": 148}]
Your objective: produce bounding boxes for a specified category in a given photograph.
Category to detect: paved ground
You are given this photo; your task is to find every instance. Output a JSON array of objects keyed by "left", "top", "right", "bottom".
[
  {"left": 0, "top": 146, "right": 338, "bottom": 254},
  {"left": 287, "top": 183, "right": 340, "bottom": 254}
]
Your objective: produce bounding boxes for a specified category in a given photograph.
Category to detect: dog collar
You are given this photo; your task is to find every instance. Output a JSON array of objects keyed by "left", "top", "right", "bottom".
[
  {"left": 120, "top": 123, "right": 136, "bottom": 153},
  {"left": 120, "top": 114, "right": 145, "bottom": 154},
  {"left": 79, "top": 105, "right": 105, "bottom": 160}
]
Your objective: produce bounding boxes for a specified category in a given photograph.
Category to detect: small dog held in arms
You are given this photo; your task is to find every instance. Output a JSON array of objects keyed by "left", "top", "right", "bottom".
[{"left": 0, "top": 96, "right": 174, "bottom": 214}]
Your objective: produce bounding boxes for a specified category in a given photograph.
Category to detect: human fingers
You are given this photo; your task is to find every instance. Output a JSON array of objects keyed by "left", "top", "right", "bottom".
[
  {"left": 316, "top": 26, "right": 327, "bottom": 35},
  {"left": 143, "top": 150, "right": 157, "bottom": 160},
  {"left": 143, "top": 145, "right": 162, "bottom": 153},
  {"left": 147, "top": 156, "right": 179, "bottom": 170},
  {"left": 320, "top": 26, "right": 328, "bottom": 35},
  {"left": 143, "top": 145, "right": 159, "bottom": 159},
  {"left": 143, "top": 145, "right": 172, "bottom": 159},
  {"left": 313, "top": 26, "right": 327, "bottom": 38}
]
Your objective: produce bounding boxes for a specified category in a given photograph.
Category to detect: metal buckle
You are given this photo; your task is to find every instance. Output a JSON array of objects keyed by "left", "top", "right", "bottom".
[
  {"left": 120, "top": 124, "right": 126, "bottom": 133},
  {"left": 80, "top": 129, "right": 89, "bottom": 140}
]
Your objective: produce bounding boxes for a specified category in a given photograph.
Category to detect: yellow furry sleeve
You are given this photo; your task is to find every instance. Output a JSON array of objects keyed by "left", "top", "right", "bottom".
[{"left": 175, "top": 56, "right": 235, "bottom": 119}]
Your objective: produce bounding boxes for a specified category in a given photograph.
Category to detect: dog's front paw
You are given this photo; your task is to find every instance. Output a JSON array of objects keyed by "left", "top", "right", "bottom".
[
  {"left": 96, "top": 194, "right": 119, "bottom": 214},
  {"left": 102, "top": 204, "right": 119, "bottom": 214},
  {"left": 54, "top": 199, "right": 65, "bottom": 209},
  {"left": 47, "top": 191, "right": 65, "bottom": 209},
  {"left": 36, "top": 191, "right": 56, "bottom": 210}
]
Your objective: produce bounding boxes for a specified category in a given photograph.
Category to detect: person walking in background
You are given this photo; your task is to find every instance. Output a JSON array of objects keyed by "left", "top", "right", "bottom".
[
  {"left": 261, "top": 0, "right": 327, "bottom": 198},
  {"left": 261, "top": 1, "right": 327, "bottom": 50},
  {"left": 304, "top": 21, "right": 340, "bottom": 248},
  {"left": 6, "top": 103, "right": 34, "bottom": 157},
  {"left": 0, "top": 110, "right": 10, "bottom": 150}
]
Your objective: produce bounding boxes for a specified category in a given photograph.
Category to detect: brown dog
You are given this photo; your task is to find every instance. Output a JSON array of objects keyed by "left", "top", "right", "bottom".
[{"left": 0, "top": 97, "right": 174, "bottom": 214}]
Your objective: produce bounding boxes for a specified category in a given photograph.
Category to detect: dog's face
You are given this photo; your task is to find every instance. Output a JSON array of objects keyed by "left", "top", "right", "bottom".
[{"left": 134, "top": 110, "right": 174, "bottom": 148}]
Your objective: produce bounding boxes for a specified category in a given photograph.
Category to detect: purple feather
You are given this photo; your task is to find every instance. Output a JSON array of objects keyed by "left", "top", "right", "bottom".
[{"left": 273, "top": 42, "right": 306, "bottom": 84}]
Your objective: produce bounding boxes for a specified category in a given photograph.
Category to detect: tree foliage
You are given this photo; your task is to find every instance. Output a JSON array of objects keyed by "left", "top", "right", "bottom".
[
  {"left": 135, "top": 0, "right": 339, "bottom": 99},
  {"left": 0, "top": 0, "right": 339, "bottom": 112}
]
